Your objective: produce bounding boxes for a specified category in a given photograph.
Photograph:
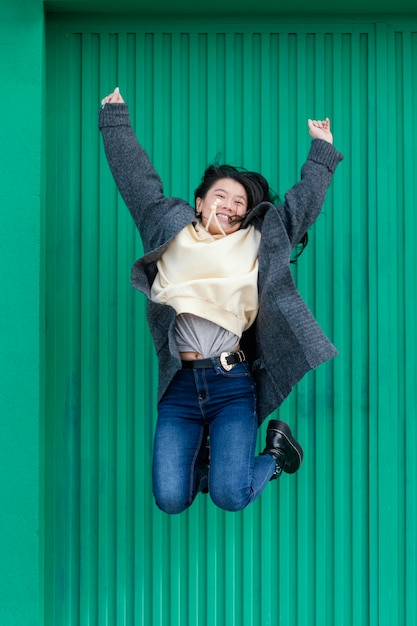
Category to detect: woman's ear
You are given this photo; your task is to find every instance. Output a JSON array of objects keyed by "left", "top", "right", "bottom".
[{"left": 196, "top": 197, "right": 201, "bottom": 211}]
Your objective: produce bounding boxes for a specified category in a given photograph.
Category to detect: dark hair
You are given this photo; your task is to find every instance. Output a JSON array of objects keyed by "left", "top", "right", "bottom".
[
  {"left": 194, "top": 163, "right": 308, "bottom": 260},
  {"left": 194, "top": 164, "right": 274, "bottom": 211}
]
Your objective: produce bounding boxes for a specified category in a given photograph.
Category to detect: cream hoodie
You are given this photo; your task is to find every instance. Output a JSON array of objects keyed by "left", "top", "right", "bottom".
[{"left": 150, "top": 223, "right": 261, "bottom": 336}]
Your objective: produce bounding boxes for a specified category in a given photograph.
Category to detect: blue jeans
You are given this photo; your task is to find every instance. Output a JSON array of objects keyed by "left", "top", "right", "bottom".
[{"left": 152, "top": 361, "right": 276, "bottom": 514}]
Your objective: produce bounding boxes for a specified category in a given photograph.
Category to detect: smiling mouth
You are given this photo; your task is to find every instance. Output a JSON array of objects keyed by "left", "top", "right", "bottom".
[{"left": 216, "top": 213, "right": 234, "bottom": 223}]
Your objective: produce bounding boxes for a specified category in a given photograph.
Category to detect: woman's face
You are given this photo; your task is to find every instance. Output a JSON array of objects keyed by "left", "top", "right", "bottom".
[{"left": 196, "top": 178, "right": 248, "bottom": 235}]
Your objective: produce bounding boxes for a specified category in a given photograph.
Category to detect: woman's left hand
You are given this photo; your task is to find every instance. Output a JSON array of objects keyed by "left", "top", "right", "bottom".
[{"left": 308, "top": 118, "right": 333, "bottom": 144}]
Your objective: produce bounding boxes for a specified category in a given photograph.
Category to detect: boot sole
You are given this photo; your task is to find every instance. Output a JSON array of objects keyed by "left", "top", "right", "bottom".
[{"left": 267, "top": 419, "right": 303, "bottom": 473}]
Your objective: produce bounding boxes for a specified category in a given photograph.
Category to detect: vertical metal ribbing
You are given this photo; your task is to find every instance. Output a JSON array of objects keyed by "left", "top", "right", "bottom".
[
  {"left": 350, "top": 29, "right": 371, "bottom": 626},
  {"left": 374, "top": 22, "right": 400, "bottom": 626},
  {"left": 403, "top": 30, "right": 417, "bottom": 626},
  {"left": 44, "top": 17, "right": 417, "bottom": 626}
]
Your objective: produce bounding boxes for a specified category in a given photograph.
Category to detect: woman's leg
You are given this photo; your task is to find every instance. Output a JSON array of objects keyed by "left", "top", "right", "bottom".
[
  {"left": 209, "top": 411, "right": 275, "bottom": 512},
  {"left": 152, "top": 370, "right": 207, "bottom": 514},
  {"left": 195, "top": 363, "right": 276, "bottom": 512}
]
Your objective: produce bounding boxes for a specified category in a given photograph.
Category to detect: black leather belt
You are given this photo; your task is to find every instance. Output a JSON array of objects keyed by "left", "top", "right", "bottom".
[{"left": 181, "top": 350, "right": 246, "bottom": 372}]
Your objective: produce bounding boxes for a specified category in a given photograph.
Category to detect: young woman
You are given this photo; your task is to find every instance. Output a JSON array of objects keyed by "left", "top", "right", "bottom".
[{"left": 99, "top": 87, "right": 343, "bottom": 514}]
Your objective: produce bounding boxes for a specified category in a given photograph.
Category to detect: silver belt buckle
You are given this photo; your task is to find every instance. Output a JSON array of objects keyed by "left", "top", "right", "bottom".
[{"left": 220, "top": 351, "right": 234, "bottom": 371}]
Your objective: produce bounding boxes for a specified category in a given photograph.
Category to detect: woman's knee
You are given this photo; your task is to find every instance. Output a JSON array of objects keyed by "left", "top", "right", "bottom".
[
  {"left": 209, "top": 485, "right": 249, "bottom": 512},
  {"left": 152, "top": 460, "right": 195, "bottom": 514},
  {"left": 154, "top": 493, "right": 192, "bottom": 515}
]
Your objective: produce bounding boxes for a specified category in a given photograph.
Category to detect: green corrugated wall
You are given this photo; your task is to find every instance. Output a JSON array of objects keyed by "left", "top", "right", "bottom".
[
  {"left": 44, "top": 14, "right": 417, "bottom": 626},
  {"left": 1, "top": 1, "right": 43, "bottom": 624}
]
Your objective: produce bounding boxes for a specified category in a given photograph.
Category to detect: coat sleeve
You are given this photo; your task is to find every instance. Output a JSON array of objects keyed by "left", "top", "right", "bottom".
[
  {"left": 276, "top": 139, "right": 344, "bottom": 247},
  {"left": 99, "top": 103, "right": 192, "bottom": 251}
]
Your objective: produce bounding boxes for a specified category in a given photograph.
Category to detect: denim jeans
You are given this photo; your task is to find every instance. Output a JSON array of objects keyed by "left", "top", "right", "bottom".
[{"left": 152, "top": 360, "right": 276, "bottom": 514}]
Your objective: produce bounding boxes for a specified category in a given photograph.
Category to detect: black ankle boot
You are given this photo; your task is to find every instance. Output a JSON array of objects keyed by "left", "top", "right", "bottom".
[{"left": 262, "top": 420, "right": 303, "bottom": 479}]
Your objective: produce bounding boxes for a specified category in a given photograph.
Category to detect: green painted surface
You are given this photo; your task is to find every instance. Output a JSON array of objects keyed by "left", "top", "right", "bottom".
[
  {"left": 0, "top": 1, "right": 44, "bottom": 624},
  {"left": 43, "top": 13, "right": 417, "bottom": 626},
  {"left": 1, "top": 1, "right": 415, "bottom": 624},
  {"left": 44, "top": 0, "right": 417, "bottom": 15}
]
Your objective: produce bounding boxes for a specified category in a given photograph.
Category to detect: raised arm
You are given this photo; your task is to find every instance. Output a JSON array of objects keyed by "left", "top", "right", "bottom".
[
  {"left": 275, "top": 118, "right": 343, "bottom": 247},
  {"left": 99, "top": 88, "right": 192, "bottom": 251}
]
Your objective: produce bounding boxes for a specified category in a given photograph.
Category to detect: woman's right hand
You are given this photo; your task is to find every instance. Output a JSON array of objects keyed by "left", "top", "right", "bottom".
[
  {"left": 101, "top": 87, "right": 125, "bottom": 106},
  {"left": 308, "top": 118, "right": 333, "bottom": 144}
]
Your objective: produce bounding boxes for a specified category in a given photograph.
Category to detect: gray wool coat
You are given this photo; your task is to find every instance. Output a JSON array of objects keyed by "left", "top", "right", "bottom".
[{"left": 99, "top": 103, "right": 344, "bottom": 425}]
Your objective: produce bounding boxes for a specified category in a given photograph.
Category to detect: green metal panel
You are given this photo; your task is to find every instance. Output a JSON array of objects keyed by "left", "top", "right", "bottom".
[
  {"left": 0, "top": 2, "right": 44, "bottom": 625},
  {"left": 44, "top": 0, "right": 417, "bottom": 15},
  {"left": 44, "top": 15, "right": 417, "bottom": 626}
]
